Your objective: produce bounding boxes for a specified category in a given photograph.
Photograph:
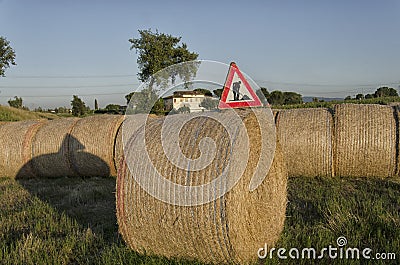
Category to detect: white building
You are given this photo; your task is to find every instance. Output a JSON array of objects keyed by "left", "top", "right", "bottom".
[{"left": 164, "top": 91, "right": 213, "bottom": 113}]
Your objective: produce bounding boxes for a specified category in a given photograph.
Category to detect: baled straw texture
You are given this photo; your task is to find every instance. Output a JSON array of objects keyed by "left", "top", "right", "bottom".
[
  {"left": 116, "top": 109, "right": 287, "bottom": 264},
  {"left": 276, "top": 108, "right": 334, "bottom": 177},
  {"left": 334, "top": 104, "right": 396, "bottom": 178},
  {"left": 30, "top": 118, "right": 80, "bottom": 178},
  {"left": 114, "top": 114, "right": 149, "bottom": 173},
  {"left": 69, "top": 115, "right": 124, "bottom": 177},
  {"left": 0, "top": 120, "right": 46, "bottom": 178},
  {"left": 396, "top": 107, "right": 400, "bottom": 177}
]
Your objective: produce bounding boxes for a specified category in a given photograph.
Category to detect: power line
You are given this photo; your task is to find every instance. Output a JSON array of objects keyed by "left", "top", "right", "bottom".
[
  {"left": 1, "top": 81, "right": 398, "bottom": 90},
  {"left": 3, "top": 72, "right": 399, "bottom": 89},
  {"left": 0, "top": 92, "right": 130, "bottom": 98},
  {"left": 5, "top": 74, "right": 137, "bottom": 79},
  {"left": 255, "top": 80, "right": 400, "bottom": 88},
  {"left": 0, "top": 83, "right": 139, "bottom": 89},
  {"left": 1, "top": 78, "right": 398, "bottom": 97}
]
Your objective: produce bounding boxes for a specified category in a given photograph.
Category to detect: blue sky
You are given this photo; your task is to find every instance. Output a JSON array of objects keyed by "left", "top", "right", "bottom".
[{"left": 0, "top": 0, "right": 399, "bottom": 109}]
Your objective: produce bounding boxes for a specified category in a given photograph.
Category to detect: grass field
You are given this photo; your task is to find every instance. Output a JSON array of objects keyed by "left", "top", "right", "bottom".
[
  {"left": 0, "top": 105, "right": 59, "bottom": 121},
  {"left": 0, "top": 176, "right": 399, "bottom": 265}
]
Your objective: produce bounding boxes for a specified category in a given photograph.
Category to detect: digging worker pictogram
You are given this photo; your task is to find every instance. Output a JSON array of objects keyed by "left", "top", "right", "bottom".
[{"left": 232, "top": 80, "right": 241, "bottom": 101}]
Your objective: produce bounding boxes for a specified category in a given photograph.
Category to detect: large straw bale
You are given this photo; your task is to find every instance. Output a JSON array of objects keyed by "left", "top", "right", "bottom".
[
  {"left": 30, "top": 118, "right": 80, "bottom": 178},
  {"left": 276, "top": 108, "right": 334, "bottom": 177},
  {"left": 0, "top": 120, "right": 46, "bottom": 178},
  {"left": 69, "top": 115, "right": 124, "bottom": 177},
  {"left": 116, "top": 109, "right": 287, "bottom": 264},
  {"left": 334, "top": 104, "right": 396, "bottom": 178}
]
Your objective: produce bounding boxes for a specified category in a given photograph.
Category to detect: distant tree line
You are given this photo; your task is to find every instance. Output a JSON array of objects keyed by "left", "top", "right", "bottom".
[
  {"left": 345, "top": 87, "right": 398, "bottom": 100},
  {"left": 257, "top": 88, "right": 303, "bottom": 105},
  {"left": 213, "top": 87, "right": 303, "bottom": 106},
  {"left": 9, "top": 86, "right": 399, "bottom": 117}
]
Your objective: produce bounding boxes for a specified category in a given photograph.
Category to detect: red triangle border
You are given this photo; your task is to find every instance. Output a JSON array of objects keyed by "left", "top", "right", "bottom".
[{"left": 218, "top": 62, "right": 262, "bottom": 109}]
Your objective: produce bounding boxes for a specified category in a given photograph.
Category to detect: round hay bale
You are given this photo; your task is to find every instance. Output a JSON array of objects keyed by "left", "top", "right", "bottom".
[
  {"left": 334, "top": 104, "right": 396, "bottom": 178},
  {"left": 276, "top": 108, "right": 334, "bottom": 177},
  {"left": 0, "top": 120, "right": 46, "bottom": 178},
  {"left": 30, "top": 118, "right": 80, "bottom": 178},
  {"left": 69, "top": 115, "right": 124, "bottom": 177},
  {"left": 116, "top": 109, "right": 287, "bottom": 264},
  {"left": 114, "top": 114, "right": 148, "bottom": 173}
]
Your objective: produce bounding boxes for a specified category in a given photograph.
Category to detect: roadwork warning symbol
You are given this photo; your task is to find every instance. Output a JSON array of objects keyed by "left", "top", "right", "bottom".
[{"left": 218, "top": 62, "right": 262, "bottom": 109}]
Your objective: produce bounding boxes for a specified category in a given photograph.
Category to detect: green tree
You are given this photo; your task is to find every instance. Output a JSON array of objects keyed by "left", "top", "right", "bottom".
[
  {"left": 125, "top": 92, "right": 135, "bottom": 104},
  {"left": 269, "top": 90, "right": 284, "bottom": 105},
  {"left": 0, "top": 37, "right": 16, "bottom": 77},
  {"left": 312, "top": 97, "right": 319, "bottom": 102},
  {"left": 151, "top": 98, "right": 165, "bottom": 115},
  {"left": 355, "top": 93, "right": 364, "bottom": 100},
  {"left": 128, "top": 88, "right": 165, "bottom": 115},
  {"left": 213, "top": 88, "right": 224, "bottom": 99},
  {"left": 200, "top": 97, "right": 218, "bottom": 110},
  {"left": 8, "top": 96, "right": 23, "bottom": 108},
  {"left": 128, "top": 30, "right": 198, "bottom": 114},
  {"left": 365, "top": 93, "right": 374, "bottom": 99},
  {"left": 255, "top": 87, "right": 270, "bottom": 105},
  {"left": 129, "top": 29, "right": 198, "bottom": 84},
  {"left": 94, "top": 99, "right": 99, "bottom": 110},
  {"left": 374, "top": 87, "right": 398, "bottom": 97},
  {"left": 71, "top": 95, "right": 88, "bottom": 116},
  {"left": 105, "top": 104, "right": 121, "bottom": 112},
  {"left": 193, "top": 88, "right": 212, "bottom": 97},
  {"left": 345, "top": 96, "right": 352, "bottom": 100},
  {"left": 260, "top": 87, "right": 270, "bottom": 99},
  {"left": 283, "top": 92, "right": 303, "bottom": 104}
]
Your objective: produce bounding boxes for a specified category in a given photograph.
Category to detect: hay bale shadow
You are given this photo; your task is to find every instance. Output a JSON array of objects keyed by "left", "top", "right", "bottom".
[
  {"left": 15, "top": 134, "right": 118, "bottom": 244},
  {"left": 16, "top": 133, "right": 111, "bottom": 179}
]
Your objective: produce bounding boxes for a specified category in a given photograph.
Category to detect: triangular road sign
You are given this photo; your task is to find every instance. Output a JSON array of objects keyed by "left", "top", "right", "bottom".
[{"left": 218, "top": 62, "right": 262, "bottom": 109}]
